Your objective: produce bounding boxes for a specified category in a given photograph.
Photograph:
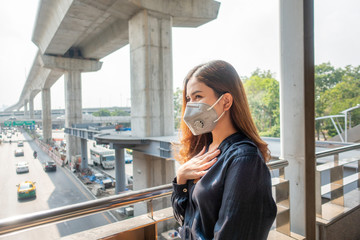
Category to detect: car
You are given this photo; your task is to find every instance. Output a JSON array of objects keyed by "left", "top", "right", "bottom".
[
  {"left": 44, "top": 160, "right": 57, "bottom": 172},
  {"left": 14, "top": 148, "right": 24, "bottom": 157},
  {"left": 16, "top": 162, "right": 29, "bottom": 174},
  {"left": 17, "top": 181, "right": 36, "bottom": 200},
  {"left": 17, "top": 141, "right": 24, "bottom": 147}
]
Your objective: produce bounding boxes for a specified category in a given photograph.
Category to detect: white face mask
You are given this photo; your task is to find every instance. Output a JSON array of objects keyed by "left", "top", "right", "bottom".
[{"left": 183, "top": 95, "right": 225, "bottom": 136}]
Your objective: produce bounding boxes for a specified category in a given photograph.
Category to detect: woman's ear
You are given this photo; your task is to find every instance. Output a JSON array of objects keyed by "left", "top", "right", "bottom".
[{"left": 223, "top": 93, "right": 233, "bottom": 111}]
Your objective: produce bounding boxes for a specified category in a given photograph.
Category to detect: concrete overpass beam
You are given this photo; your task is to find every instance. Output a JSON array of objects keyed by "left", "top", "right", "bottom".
[
  {"left": 131, "top": 0, "right": 221, "bottom": 27},
  {"left": 129, "top": 9, "right": 174, "bottom": 138},
  {"left": 40, "top": 55, "right": 102, "bottom": 72},
  {"left": 81, "top": 19, "right": 129, "bottom": 59}
]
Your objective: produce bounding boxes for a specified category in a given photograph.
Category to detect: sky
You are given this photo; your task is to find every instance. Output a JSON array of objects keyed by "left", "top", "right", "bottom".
[{"left": 0, "top": 0, "right": 359, "bottom": 111}]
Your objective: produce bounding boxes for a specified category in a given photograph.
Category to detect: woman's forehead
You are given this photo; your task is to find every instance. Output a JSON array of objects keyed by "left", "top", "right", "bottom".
[{"left": 186, "top": 77, "right": 208, "bottom": 93}]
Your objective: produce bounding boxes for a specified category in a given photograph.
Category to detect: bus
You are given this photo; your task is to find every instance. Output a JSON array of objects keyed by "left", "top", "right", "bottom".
[{"left": 90, "top": 147, "right": 115, "bottom": 169}]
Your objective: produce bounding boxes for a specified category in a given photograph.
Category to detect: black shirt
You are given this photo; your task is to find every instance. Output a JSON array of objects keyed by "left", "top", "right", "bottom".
[{"left": 171, "top": 132, "right": 277, "bottom": 240}]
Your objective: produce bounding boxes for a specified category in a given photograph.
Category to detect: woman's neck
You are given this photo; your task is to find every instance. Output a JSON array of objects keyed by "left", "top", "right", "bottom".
[{"left": 209, "top": 113, "right": 237, "bottom": 151}]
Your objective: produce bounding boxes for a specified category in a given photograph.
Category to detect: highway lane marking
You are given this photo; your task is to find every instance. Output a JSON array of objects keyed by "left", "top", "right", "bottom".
[{"left": 60, "top": 167, "right": 112, "bottom": 224}]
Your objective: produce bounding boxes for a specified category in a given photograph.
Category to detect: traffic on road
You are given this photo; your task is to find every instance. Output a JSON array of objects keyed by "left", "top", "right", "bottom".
[{"left": 0, "top": 128, "right": 114, "bottom": 239}]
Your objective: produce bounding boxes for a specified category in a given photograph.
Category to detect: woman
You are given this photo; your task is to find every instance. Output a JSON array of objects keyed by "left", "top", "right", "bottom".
[{"left": 171, "top": 60, "right": 277, "bottom": 239}]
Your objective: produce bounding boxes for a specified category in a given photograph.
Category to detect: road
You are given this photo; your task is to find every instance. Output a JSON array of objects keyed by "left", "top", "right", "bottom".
[
  {"left": 0, "top": 130, "right": 115, "bottom": 239},
  {"left": 37, "top": 129, "right": 133, "bottom": 177}
]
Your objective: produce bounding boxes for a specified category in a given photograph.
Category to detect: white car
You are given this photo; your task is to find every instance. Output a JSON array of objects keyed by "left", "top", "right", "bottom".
[
  {"left": 14, "top": 148, "right": 24, "bottom": 157},
  {"left": 16, "top": 162, "right": 29, "bottom": 174}
]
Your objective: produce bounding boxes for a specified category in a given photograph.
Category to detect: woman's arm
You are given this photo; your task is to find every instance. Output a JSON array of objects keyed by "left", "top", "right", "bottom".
[
  {"left": 172, "top": 148, "right": 221, "bottom": 225},
  {"left": 213, "top": 154, "right": 277, "bottom": 240},
  {"left": 171, "top": 178, "right": 189, "bottom": 225}
]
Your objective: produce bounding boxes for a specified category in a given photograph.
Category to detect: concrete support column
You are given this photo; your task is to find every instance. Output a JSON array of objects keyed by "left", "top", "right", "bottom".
[
  {"left": 29, "top": 98, "right": 34, "bottom": 119},
  {"left": 114, "top": 147, "right": 126, "bottom": 194},
  {"left": 40, "top": 54, "right": 102, "bottom": 164},
  {"left": 133, "top": 151, "right": 175, "bottom": 216},
  {"left": 129, "top": 9, "right": 174, "bottom": 138},
  {"left": 65, "top": 71, "right": 82, "bottom": 164},
  {"left": 41, "top": 88, "right": 52, "bottom": 143},
  {"left": 80, "top": 138, "right": 88, "bottom": 170},
  {"left": 40, "top": 54, "right": 102, "bottom": 166},
  {"left": 129, "top": 9, "right": 176, "bottom": 216},
  {"left": 280, "top": 0, "right": 315, "bottom": 238},
  {"left": 24, "top": 100, "right": 28, "bottom": 117}
]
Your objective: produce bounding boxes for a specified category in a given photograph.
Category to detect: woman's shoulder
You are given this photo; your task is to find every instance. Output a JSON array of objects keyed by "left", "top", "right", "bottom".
[{"left": 225, "top": 139, "right": 258, "bottom": 158}]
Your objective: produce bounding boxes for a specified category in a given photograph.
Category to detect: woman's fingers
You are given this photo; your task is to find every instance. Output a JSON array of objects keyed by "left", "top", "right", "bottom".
[
  {"left": 179, "top": 148, "right": 220, "bottom": 181},
  {"left": 200, "top": 149, "right": 220, "bottom": 163},
  {"left": 196, "top": 170, "right": 208, "bottom": 178},
  {"left": 200, "top": 157, "right": 217, "bottom": 170}
]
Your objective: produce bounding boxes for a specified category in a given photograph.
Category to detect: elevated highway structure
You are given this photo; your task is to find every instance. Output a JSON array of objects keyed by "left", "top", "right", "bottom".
[
  {"left": 4, "top": 0, "right": 220, "bottom": 184},
  {"left": 3, "top": 0, "right": 220, "bottom": 231}
]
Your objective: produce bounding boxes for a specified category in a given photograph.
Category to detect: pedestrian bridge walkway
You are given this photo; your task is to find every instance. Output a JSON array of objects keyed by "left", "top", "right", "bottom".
[{"left": 0, "top": 142, "right": 359, "bottom": 240}]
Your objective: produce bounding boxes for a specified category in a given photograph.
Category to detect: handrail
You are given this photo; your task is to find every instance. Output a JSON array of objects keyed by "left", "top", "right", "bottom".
[
  {"left": 316, "top": 143, "right": 360, "bottom": 158},
  {"left": 0, "top": 159, "right": 288, "bottom": 236},
  {"left": 268, "top": 159, "right": 288, "bottom": 169},
  {"left": 0, "top": 184, "right": 173, "bottom": 236}
]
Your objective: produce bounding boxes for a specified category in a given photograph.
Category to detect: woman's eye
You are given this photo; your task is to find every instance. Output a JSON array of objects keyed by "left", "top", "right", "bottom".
[{"left": 195, "top": 95, "right": 202, "bottom": 100}]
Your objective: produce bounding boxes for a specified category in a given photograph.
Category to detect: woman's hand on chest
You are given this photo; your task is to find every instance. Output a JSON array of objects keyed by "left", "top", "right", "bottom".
[{"left": 176, "top": 147, "right": 220, "bottom": 184}]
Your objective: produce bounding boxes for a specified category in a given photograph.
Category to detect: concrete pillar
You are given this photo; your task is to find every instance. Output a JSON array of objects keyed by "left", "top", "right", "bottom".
[
  {"left": 280, "top": 0, "right": 315, "bottom": 238},
  {"left": 129, "top": 9, "right": 174, "bottom": 138},
  {"left": 80, "top": 138, "right": 88, "bottom": 170},
  {"left": 129, "top": 9, "right": 176, "bottom": 216},
  {"left": 24, "top": 100, "right": 28, "bottom": 117},
  {"left": 29, "top": 98, "right": 34, "bottom": 119},
  {"left": 40, "top": 54, "right": 102, "bottom": 164},
  {"left": 64, "top": 71, "right": 82, "bottom": 163},
  {"left": 133, "top": 151, "right": 175, "bottom": 215},
  {"left": 114, "top": 147, "right": 126, "bottom": 194},
  {"left": 41, "top": 88, "right": 52, "bottom": 143}
]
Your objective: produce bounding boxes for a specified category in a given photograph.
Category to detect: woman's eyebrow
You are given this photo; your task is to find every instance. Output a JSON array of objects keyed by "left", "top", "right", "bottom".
[{"left": 187, "top": 90, "right": 202, "bottom": 98}]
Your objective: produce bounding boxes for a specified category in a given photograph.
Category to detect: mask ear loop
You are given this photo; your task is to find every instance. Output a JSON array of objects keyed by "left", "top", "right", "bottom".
[
  {"left": 207, "top": 94, "right": 224, "bottom": 111},
  {"left": 207, "top": 94, "right": 226, "bottom": 123},
  {"left": 214, "top": 110, "right": 226, "bottom": 123}
]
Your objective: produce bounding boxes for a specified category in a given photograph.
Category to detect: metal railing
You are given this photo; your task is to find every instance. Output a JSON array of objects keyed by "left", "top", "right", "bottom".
[
  {"left": 270, "top": 159, "right": 290, "bottom": 236},
  {"left": 0, "top": 159, "right": 289, "bottom": 237},
  {"left": 315, "top": 143, "right": 360, "bottom": 217},
  {"left": 316, "top": 143, "right": 360, "bottom": 158}
]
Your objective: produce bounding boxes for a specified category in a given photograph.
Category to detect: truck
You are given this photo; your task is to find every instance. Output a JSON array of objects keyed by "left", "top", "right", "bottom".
[{"left": 90, "top": 147, "right": 115, "bottom": 169}]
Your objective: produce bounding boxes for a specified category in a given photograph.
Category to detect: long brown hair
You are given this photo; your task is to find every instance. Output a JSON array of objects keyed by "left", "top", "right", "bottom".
[{"left": 176, "top": 60, "right": 270, "bottom": 163}]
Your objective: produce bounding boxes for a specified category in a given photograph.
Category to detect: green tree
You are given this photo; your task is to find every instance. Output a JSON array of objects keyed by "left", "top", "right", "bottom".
[
  {"left": 243, "top": 69, "right": 280, "bottom": 137},
  {"left": 92, "top": 109, "right": 111, "bottom": 117},
  {"left": 111, "top": 108, "right": 130, "bottom": 116},
  {"left": 315, "top": 63, "right": 360, "bottom": 139},
  {"left": 315, "top": 62, "right": 345, "bottom": 139},
  {"left": 319, "top": 76, "right": 360, "bottom": 137}
]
